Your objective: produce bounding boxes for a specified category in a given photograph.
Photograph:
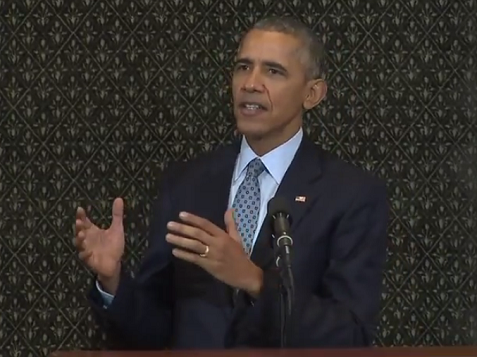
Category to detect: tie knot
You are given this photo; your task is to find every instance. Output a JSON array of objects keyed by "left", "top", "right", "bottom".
[{"left": 246, "top": 158, "right": 265, "bottom": 178}]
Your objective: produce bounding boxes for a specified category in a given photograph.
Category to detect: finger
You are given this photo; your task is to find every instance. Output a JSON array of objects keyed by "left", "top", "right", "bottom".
[
  {"left": 167, "top": 221, "right": 213, "bottom": 245},
  {"left": 177, "top": 212, "right": 222, "bottom": 236},
  {"left": 224, "top": 208, "right": 241, "bottom": 243},
  {"left": 73, "top": 230, "right": 86, "bottom": 250},
  {"left": 76, "top": 207, "right": 86, "bottom": 220},
  {"left": 166, "top": 233, "right": 208, "bottom": 255},
  {"left": 75, "top": 219, "right": 86, "bottom": 234},
  {"left": 76, "top": 207, "right": 92, "bottom": 229},
  {"left": 78, "top": 250, "right": 92, "bottom": 261},
  {"left": 172, "top": 248, "right": 204, "bottom": 266},
  {"left": 111, "top": 198, "right": 124, "bottom": 229}
]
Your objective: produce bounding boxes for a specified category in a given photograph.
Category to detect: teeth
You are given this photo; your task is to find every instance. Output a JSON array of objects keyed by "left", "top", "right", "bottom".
[{"left": 245, "top": 104, "right": 260, "bottom": 110}]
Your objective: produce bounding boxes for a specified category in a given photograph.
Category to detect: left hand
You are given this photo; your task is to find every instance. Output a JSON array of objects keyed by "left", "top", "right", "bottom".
[{"left": 166, "top": 209, "right": 263, "bottom": 297}]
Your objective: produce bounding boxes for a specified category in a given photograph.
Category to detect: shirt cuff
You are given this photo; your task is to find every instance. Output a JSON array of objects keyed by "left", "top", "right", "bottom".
[{"left": 96, "top": 280, "right": 115, "bottom": 307}]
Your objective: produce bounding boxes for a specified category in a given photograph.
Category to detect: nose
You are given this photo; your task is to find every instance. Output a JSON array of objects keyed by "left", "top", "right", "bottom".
[{"left": 242, "top": 68, "right": 264, "bottom": 92}]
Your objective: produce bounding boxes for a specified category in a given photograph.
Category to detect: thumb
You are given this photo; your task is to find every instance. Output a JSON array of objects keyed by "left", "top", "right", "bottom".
[
  {"left": 224, "top": 208, "right": 240, "bottom": 243},
  {"left": 111, "top": 197, "right": 124, "bottom": 229}
]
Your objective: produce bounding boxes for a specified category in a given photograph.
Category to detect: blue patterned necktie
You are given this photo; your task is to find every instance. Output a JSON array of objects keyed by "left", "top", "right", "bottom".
[{"left": 232, "top": 158, "right": 265, "bottom": 255}]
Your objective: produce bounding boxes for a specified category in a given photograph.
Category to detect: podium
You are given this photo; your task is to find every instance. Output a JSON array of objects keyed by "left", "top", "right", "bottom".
[{"left": 50, "top": 347, "right": 477, "bottom": 357}]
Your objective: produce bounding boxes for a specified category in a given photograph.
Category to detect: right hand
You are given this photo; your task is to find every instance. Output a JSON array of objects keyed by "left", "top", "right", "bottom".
[{"left": 74, "top": 198, "right": 125, "bottom": 286}]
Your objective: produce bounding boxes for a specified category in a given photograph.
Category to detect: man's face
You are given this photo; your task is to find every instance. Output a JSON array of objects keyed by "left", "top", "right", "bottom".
[{"left": 232, "top": 29, "right": 325, "bottom": 143}]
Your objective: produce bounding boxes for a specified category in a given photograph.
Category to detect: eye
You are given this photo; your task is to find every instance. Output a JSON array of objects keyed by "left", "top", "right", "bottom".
[
  {"left": 268, "top": 68, "right": 281, "bottom": 75},
  {"left": 235, "top": 64, "right": 249, "bottom": 71}
]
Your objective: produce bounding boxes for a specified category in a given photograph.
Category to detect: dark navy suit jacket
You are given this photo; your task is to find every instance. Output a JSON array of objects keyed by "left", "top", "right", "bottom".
[{"left": 88, "top": 135, "right": 389, "bottom": 350}]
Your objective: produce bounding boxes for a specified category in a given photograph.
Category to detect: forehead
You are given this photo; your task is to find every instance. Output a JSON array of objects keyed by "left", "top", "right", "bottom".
[{"left": 237, "top": 30, "right": 305, "bottom": 68}]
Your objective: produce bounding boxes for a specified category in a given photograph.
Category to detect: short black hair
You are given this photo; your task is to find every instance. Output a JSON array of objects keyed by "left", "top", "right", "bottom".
[{"left": 246, "top": 16, "right": 326, "bottom": 80}]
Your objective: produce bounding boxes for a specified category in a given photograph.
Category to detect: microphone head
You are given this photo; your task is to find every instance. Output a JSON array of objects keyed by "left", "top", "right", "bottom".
[{"left": 267, "top": 196, "right": 291, "bottom": 218}]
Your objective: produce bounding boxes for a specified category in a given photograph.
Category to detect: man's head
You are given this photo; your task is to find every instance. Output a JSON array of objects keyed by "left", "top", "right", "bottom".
[{"left": 232, "top": 16, "right": 327, "bottom": 152}]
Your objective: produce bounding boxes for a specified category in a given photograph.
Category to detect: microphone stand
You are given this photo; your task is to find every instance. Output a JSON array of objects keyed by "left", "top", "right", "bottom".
[{"left": 275, "top": 244, "right": 295, "bottom": 348}]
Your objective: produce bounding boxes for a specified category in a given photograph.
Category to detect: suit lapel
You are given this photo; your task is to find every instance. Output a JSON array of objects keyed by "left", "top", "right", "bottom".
[
  {"left": 250, "top": 136, "right": 324, "bottom": 270},
  {"left": 189, "top": 137, "right": 324, "bottom": 290},
  {"left": 186, "top": 142, "right": 240, "bottom": 309},
  {"left": 191, "top": 143, "right": 239, "bottom": 230}
]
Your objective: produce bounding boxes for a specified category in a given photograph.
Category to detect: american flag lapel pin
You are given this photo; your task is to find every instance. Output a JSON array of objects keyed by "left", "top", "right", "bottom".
[{"left": 295, "top": 196, "right": 306, "bottom": 202}]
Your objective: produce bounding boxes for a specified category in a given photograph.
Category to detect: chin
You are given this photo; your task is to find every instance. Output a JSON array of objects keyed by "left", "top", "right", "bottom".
[
  {"left": 236, "top": 123, "right": 268, "bottom": 141},
  {"left": 234, "top": 110, "right": 272, "bottom": 139}
]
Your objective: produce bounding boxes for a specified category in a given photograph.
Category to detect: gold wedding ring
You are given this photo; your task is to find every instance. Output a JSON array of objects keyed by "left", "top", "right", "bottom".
[{"left": 199, "top": 245, "right": 209, "bottom": 258}]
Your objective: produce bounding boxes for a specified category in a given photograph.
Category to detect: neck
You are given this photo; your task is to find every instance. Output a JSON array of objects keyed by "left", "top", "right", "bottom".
[{"left": 245, "top": 125, "right": 301, "bottom": 157}]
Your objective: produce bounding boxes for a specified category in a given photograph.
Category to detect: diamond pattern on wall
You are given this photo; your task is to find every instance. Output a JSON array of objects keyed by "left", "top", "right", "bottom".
[{"left": 0, "top": 0, "right": 476, "bottom": 355}]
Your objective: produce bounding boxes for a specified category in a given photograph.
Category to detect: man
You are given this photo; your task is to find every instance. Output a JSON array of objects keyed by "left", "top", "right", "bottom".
[{"left": 75, "top": 16, "right": 389, "bottom": 349}]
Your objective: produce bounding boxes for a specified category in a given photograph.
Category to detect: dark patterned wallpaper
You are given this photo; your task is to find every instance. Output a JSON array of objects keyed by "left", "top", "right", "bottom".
[{"left": 0, "top": 0, "right": 476, "bottom": 356}]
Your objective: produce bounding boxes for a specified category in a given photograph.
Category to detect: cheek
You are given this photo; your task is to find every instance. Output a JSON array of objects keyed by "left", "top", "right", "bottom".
[{"left": 269, "top": 88, "right": 304, "bottom": 114}]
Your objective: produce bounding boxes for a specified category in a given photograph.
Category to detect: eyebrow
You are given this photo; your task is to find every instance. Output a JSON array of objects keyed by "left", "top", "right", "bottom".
[{"left": 235, "top": 57, "right": 288, "bottom": 74}]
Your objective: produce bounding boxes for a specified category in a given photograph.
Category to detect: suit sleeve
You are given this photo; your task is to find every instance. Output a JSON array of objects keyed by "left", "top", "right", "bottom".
[
  {"left": 230, "top": 180, "right": 389, "bottom": 348},
  {"left": 88, "top": 170, "right": 178, "bottom": 350}
]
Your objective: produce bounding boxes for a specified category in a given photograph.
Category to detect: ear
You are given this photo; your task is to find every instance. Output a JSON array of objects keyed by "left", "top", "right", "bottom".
[{"left": 303, "top": 79, "right": 327, "bottom": 111}]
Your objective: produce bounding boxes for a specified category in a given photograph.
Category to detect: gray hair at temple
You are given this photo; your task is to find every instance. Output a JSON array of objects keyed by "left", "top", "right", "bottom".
[{"left": 246, "top": 16, "right": 327, "bottom": 81}]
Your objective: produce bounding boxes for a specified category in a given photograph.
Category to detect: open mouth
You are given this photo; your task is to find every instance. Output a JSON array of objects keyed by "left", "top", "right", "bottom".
[{"left": 238, "top": 102, "right": 267, "bottom": 116}]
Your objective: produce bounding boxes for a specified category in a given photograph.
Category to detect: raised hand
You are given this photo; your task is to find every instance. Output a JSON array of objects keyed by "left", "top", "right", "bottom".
[
  {"left": 74, "top": 198, "right": 125, "bottom": 293},
  {"left": 166, "top": 209, "right": 263, "bottom": 298}
]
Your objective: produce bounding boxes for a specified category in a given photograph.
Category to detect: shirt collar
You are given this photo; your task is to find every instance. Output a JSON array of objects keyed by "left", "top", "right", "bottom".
[{"left": 233, "top": 128, "right": 303, "bottom": 185}]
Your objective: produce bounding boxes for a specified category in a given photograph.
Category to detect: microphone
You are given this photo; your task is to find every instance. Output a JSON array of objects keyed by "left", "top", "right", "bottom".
[
  {"left": 267, "top": 196, "right": 295, "bottom": 348},
  {"left": 267, "top": 196, "right": 293, "bottom": 270}
]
